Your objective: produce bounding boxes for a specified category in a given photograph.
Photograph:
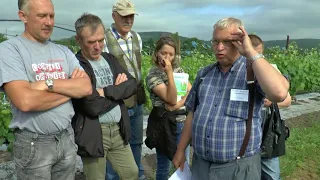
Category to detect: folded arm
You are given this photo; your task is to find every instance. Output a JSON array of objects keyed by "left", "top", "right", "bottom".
[
  {"left": 30, "top": 68, "right": 92, "bottom": 99},
  {"left": 264, "top": 92, "right": 291, "bottom": 108},
  {"left": 52, "top": 68, "right": 92, "bottom": 98},
  {"left": 4, "top": 80, "right": 70, "bottom": 112},
  {"left": 103, "top": 77, "right": 137, "bottom": 100},
  {"left": 73, "top": 86, "right": 118, "bottom": 117},
  {"left": 102, "top": 54, "right": 137, "bottom": 100},
  {"left": 166, "top": 82, "right": 192, "bottom": 111}
]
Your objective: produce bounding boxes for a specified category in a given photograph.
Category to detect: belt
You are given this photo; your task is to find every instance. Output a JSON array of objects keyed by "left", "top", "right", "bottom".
[
  {"left": 14, "top": 126, "right": 71, "bottom": 140},
  {"left": 101, "top": 122, "right": 119, "bottom": 127}
]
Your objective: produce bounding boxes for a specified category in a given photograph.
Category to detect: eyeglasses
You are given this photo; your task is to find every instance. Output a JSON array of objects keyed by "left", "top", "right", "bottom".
[{"left": 210, "top": 39, "right": 235, "bottom": 47}]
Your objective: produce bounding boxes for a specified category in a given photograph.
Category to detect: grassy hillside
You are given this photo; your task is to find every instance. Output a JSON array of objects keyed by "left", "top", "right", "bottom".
[
  {"left": 264, "top": 39, "right": 320, "bottom": 49},
  {"left": 138, "top": 31, "right": 190, "bottom": 42}
]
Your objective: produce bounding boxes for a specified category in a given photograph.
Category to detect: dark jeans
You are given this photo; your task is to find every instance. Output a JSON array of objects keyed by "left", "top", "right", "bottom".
[
  {"left": 156, "top": 121, "right": 190, "bottom": 180},
  {"left": 13, "top": 126, "right": 77, "bottom": 180}
]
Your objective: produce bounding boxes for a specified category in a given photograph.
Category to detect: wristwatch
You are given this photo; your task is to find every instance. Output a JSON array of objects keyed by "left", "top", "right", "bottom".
[
  {"left": 45, "top": 79, "right": 54, "bottom": 91},
  {"left": 250, "top": 53, "right": 265, "bottom": 62}
]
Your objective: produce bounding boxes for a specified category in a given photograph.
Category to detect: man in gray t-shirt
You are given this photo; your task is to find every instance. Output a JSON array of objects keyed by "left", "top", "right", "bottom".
[{"left": 0, "top": 0, "right": 92, "bottom": 179}]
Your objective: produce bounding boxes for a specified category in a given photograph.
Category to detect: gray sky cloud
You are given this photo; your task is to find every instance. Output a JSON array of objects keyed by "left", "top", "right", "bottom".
[{"left": 0, "top": 0, "right": 318, "bottom": 41}]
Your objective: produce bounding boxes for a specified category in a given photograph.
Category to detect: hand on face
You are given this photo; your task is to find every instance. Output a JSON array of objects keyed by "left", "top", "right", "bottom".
[
  {"left": 158, "top": 55, "right": 173, "bottom": 73},
  {"left": 230, "top": 26, "right": 256, "bottom": 57}
]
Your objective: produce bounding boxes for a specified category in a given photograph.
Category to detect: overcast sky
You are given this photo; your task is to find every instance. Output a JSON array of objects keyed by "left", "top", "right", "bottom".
[{"left": 0, "top": 0, "right": 318, "bottom": 41}]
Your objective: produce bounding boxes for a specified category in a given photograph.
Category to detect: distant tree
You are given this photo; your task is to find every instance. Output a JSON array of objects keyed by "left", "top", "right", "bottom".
[
  {"left": 54, "top": 37, "right": 80, "bottom": 53},
  {"left": 181, "top": 37, "right": 212, "bottom": 57},
  {"left": 142, "top": 37, "right": 155, "bottom": 56}
]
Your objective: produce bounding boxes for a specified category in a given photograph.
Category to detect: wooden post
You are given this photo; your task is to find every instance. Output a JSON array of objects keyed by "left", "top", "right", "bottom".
[{"left": 286, "top": 35, "right": 290, "bottom": 50}]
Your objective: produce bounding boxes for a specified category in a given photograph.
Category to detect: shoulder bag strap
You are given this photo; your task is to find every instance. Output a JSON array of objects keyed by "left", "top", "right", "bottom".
[{"left": 238, "top": 61, "right": 256, "bottom": 158}]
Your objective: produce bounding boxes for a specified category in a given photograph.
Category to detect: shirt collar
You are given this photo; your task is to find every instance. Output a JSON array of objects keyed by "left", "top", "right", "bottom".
[
  {"left": 229, "top": 55, "right": 245, "bottom": 72},
  {"left": 217, "top": 55, "right": 245, "bottom": 73},
  {"left": 111, "top": 23, "right": 133, "bottom": 40}
]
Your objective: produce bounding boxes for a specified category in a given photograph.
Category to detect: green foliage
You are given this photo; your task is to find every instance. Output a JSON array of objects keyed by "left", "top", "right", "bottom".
[
  {"left": 180, "top": 52, "right": 215, "bottom": 83},
  {"left": 0, "top": 93, "right": 14, "bottom": 151},
  {"left": 142, "top": 37, "right": 156, "bottom": 56},
  {"left": 180, "top": 37, "right": 212, "bottom": 58},
  {"left": 54, "top": 38, "right": 80, "bottom": 53},
  {"left": 141, "top": 56, "right": 153, "bottom": 112},
  {"left": 266, "top": 42, "right": 320, "bottom": 95},
  {"left": 0, "top": 33, "right": 8, "bottom": 43}
]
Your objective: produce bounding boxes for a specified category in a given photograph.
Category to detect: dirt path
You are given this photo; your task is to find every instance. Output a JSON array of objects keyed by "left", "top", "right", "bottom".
[{"left": 285, "top": 110, "right": 320, "bottom": 128}]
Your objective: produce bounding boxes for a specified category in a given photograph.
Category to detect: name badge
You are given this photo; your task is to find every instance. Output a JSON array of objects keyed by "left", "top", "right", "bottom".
[{"left": 230, "top": 89, "right": 249, "bottom": 102}]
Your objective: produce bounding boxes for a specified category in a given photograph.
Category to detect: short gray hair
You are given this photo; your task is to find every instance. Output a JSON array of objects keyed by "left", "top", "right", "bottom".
[
  {"left": 18, "top": 0, "right": 29, "bottom": 11},
  {"left": 18, "top": 0, "right": 52, "bottom": 13},
  {"left": 213, "top": 17, "right": 244, "bottom": 30},
  {"left": 75, "top": 13, "right": 105, "bottom": 38}
]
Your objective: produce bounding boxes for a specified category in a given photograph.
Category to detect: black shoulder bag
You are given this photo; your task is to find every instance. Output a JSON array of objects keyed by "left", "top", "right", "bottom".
[{"left": 261, "top": 103, "right": 289, "bottom": 158}]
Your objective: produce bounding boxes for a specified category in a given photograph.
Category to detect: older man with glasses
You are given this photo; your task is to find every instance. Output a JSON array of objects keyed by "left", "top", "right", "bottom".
[
  {"left": 173, "top": 17, "right": 289, "bottom": 180},
  {"left": 104, "top": 0, "right": 146, "bottom": 179}
]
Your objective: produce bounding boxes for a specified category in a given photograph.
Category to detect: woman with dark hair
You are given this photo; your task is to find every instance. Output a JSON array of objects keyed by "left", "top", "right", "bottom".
[{"left": 145, "top": 36, "right": 191, "bottom": 180}]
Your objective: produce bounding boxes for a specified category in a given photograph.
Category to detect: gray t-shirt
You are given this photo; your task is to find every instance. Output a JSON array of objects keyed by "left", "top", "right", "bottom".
[
  {"left": 88, "top": 56, "right": 121, "bottom": 123},
  {"left": 0, "top": 36, "right": 82, "bottom": 134}
]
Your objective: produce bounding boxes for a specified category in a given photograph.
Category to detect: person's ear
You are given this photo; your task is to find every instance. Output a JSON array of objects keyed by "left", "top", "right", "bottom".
[
  {"left": 112, "top": 12, "right": 116, "bottom": 21},
  {"left": 75, "top": 35, "right": 82, "bottom": 46},
  {"left": 18, "top": 10, "right": 27, "bottom": 23}
]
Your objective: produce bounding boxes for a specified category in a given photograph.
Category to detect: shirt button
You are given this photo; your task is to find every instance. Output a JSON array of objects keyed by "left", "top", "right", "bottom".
[
  {"left": 207, "top": 135, "right": 210, "bottom": 138},
  {"left": 214, "top": 105, "right": 217, "bottom": 107}
]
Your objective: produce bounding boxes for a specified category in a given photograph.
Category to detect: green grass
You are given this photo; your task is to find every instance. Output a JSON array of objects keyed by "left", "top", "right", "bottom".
[{"left": 280, "top": 121, "right": 320, "bottom": 179}]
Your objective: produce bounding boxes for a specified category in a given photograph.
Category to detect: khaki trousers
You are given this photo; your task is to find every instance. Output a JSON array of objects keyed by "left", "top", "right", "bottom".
[{"left": 82, "top": 123, "right": 138, "bottom": 180}]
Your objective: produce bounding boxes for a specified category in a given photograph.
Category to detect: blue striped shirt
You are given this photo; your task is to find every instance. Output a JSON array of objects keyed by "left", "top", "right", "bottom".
[{"left": 185, "top": 56, "right": 264, "bottom": 163}]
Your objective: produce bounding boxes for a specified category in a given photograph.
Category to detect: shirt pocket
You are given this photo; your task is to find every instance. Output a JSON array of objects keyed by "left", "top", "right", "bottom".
[{"left": 225, "top": 100, "right": 249, "bottom": 121}]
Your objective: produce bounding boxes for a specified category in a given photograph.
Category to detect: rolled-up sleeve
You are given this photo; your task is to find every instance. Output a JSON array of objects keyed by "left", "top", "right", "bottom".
[{"left": 146, "top": 70, "right": 164, "bottom": 91}]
